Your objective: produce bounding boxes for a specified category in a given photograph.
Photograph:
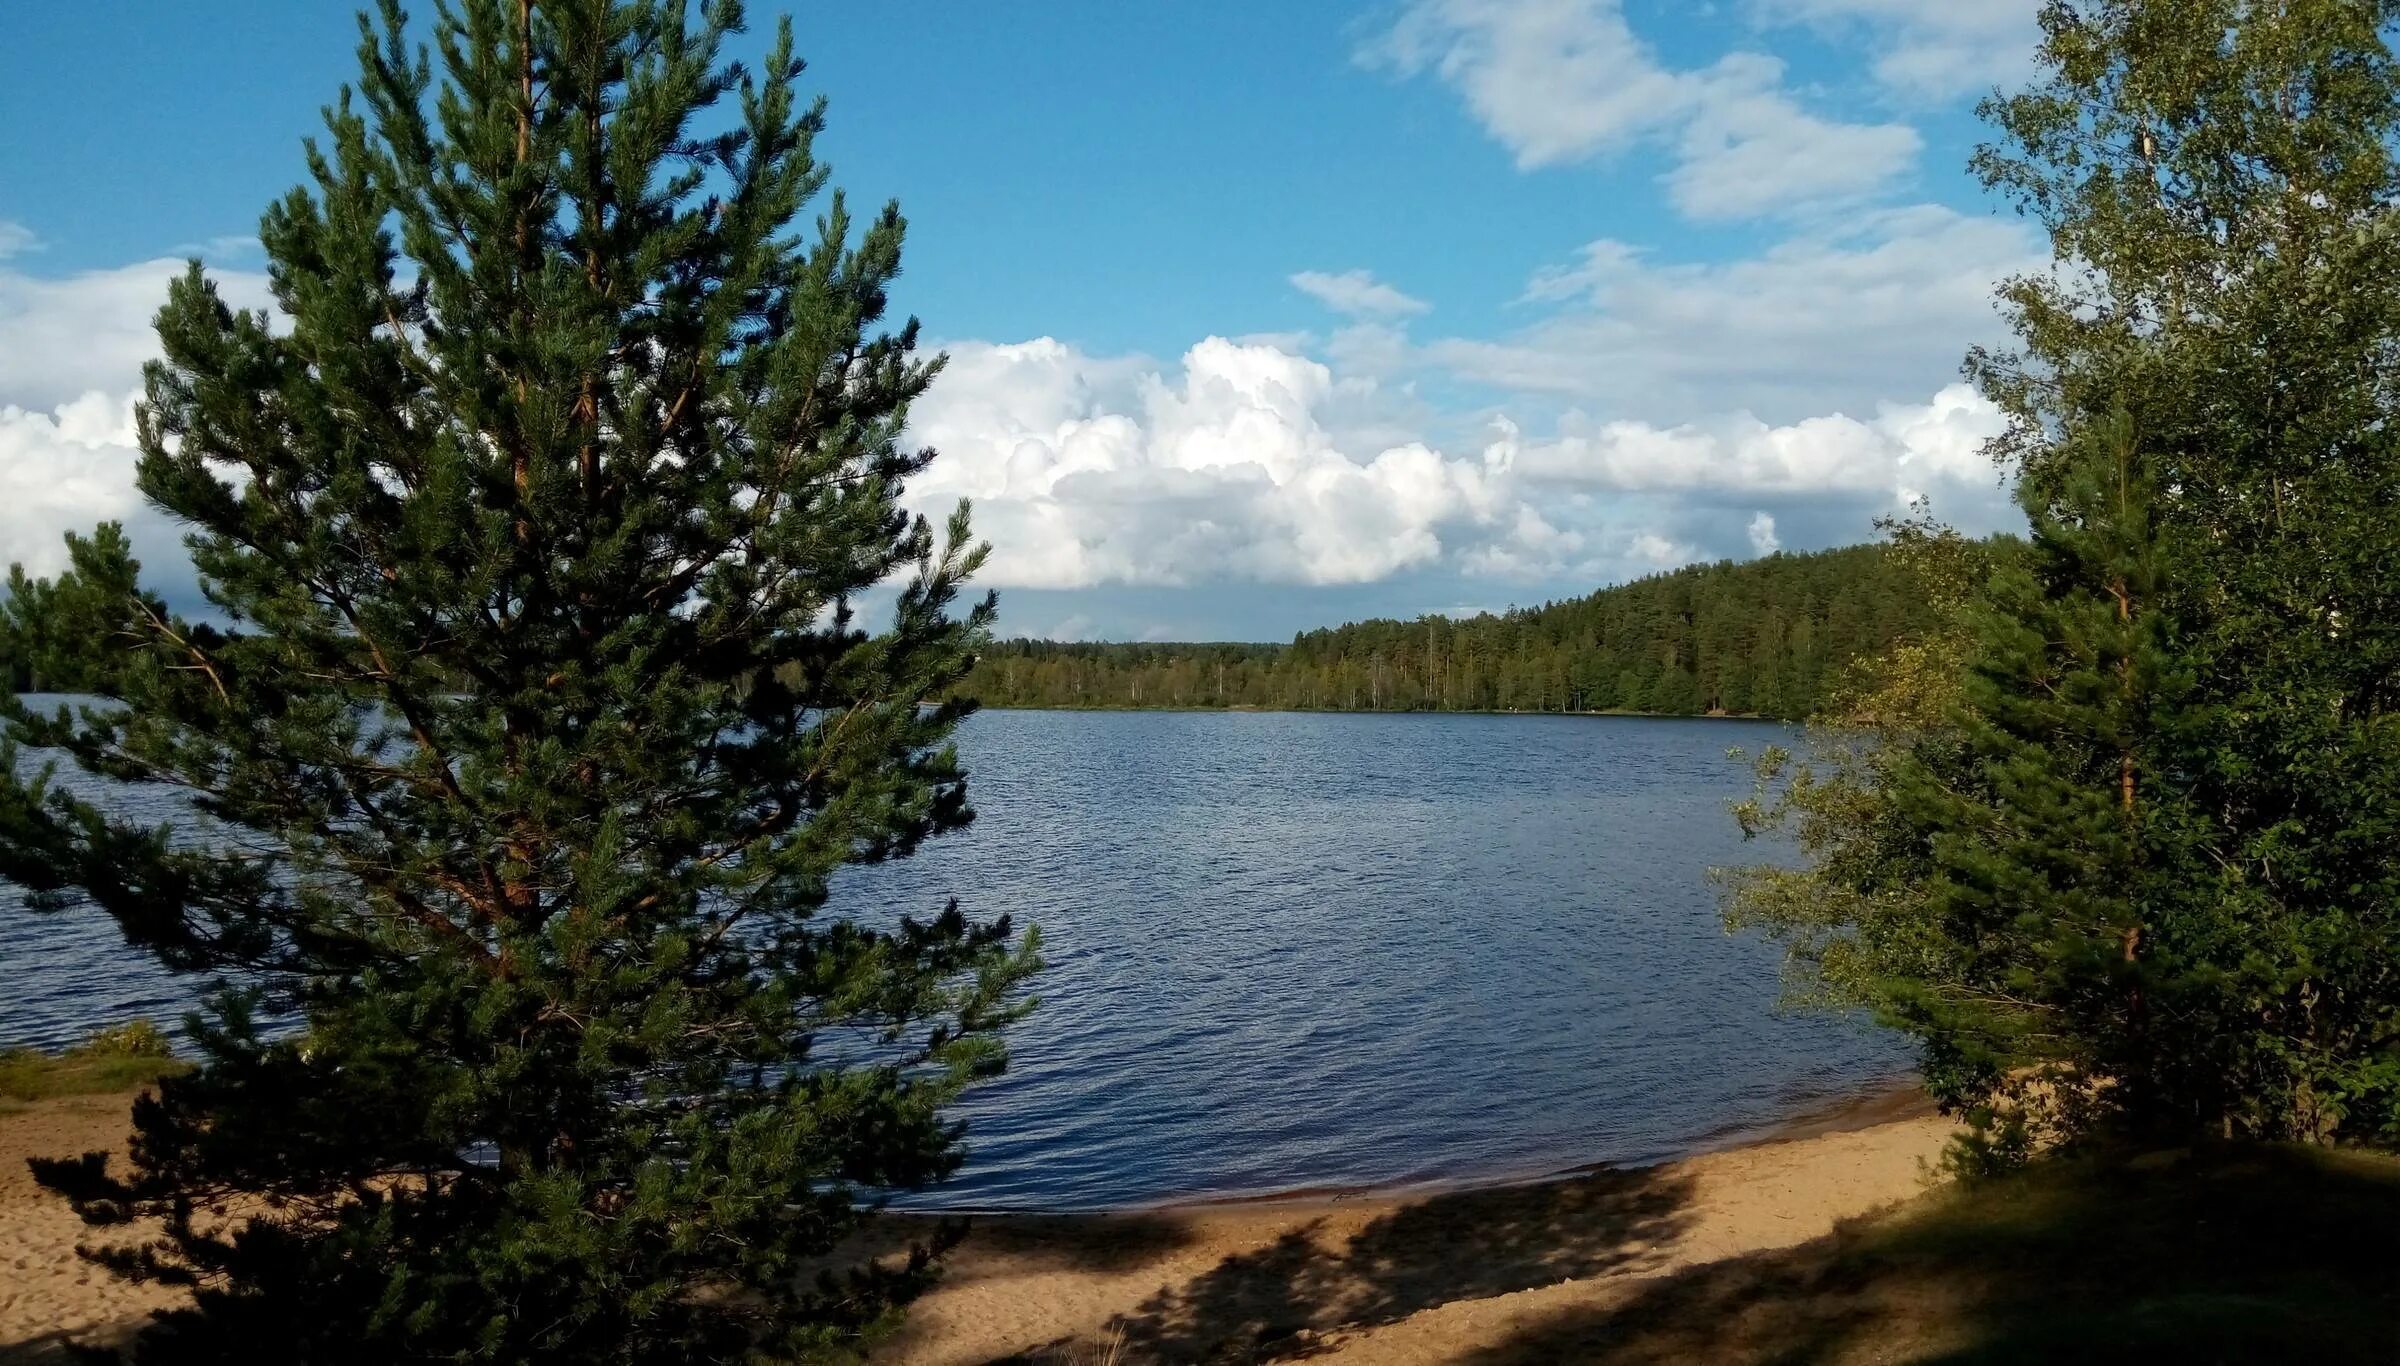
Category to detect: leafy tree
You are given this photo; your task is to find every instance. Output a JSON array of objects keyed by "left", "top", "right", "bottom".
[
  {"left": 1, "top": 524, "right": 158, "bottom": 694},
  {"left": 0, "top": 2, "right": 1035, "bottom": 1361},
  {"left": 1731, "top": 0, "right": 2400, "bottom": 1155},
  {"left": 1977, "top": 0, "right": 2400, "bottom": 1143},
  {"left": 1718, "top": 514, "right": 2006, "bottom": 1064}
]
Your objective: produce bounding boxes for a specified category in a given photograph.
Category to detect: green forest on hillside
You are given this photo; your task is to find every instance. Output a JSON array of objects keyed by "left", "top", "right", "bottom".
[{"left": 964, "top": 541, "right": 1989, "bottom": 719}]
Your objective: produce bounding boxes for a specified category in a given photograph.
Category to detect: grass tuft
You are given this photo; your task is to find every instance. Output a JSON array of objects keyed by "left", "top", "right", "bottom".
[{"left": 0, "top": 1019, "right": 188, "bottom": 1108}]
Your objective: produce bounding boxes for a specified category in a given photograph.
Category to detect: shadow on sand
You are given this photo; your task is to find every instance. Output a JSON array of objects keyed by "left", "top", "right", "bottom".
[
  {"left": 996, "top": 1163, "right": 1695, "bottom": 1364},
  {"left": 0, "top": 1325, "right": 136, "bottom": 1366},
  {"left": 1455, "top": 1144, "right": 2400, "bottom": 1366}
]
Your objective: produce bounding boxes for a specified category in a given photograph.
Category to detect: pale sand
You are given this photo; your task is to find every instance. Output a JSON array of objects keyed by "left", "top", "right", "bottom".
[
  {"left": 0, "top": 1089, "right": 1955, "bottom": 1363},
  {"left": 0, "top": 1096, "right": 183, "bottom": 1364},
  {"left": 872, "top": 1088, "right": 1954, "bottom": 1364}
]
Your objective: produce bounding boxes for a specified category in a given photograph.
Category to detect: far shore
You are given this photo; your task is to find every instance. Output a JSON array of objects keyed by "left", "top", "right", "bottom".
[{"left": 970, "top": 702, "right": 1792, "bottom": 722}]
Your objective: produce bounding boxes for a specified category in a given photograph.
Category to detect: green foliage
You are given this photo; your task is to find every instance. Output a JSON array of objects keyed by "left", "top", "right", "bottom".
[
  {"left": 0, "top": 1020, "right": 188, "bottom": 1107},
  {"left": 1, "top": 523, "right": 160, "bottom": 694},
  {"left": 965, "top": 542, "right": 1955, "bottom": 719},
  {"left": 1883, "top": 413, "right": 2209, "bottom": 1140},
  {"left": 0, "top": 3, "right": 1035, "bottom": 1361},
  {"left": 1720, "top": 517, "right": 2011, "bottom": 1014},
  {"left": 1970, "top": 0, "right": 2400, "bottom": 1145},
  {"left": 1729, "top": 0, "right": 2400, "bottom": 1155}
]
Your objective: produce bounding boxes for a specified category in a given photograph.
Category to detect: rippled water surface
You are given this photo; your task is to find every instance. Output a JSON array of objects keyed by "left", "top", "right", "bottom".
[{"left": 3, "top": 705, "right": 1904, "bottom": 1209}]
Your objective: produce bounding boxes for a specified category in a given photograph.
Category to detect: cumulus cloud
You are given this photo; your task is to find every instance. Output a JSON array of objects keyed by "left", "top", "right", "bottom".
[
  {"left": 904, "top": 334, "right": 2017, "bottom": 596},
  {"left": 0, "top": 221, "right": 39, "bottom": 261},
  {"left": 1755, "top": 0, "right": 2045, "bottom": 100},
  {"left": 3, "top": 259, "right": 212, "bottom": 415},
  {"left": 0, "top": 394, "right": 156, "bottom": 579},
  {"left": 1289, "top": 269, "right": 1430, "bottom": 319},
  {"left": 0, "top": 254, "right": 270, "bottom": 602},
  {"left": 905, "top": 337, "right": 1506, "bottom": 588},
  {"left": 1502, "top": 383, "right": 2002, "bottom": 497},
  {"left": 1362, "top": 0, "right": 1920, "bottom": 219},
  {"left": 4, "top": 232, "right": 2026, "bottom": 635}
]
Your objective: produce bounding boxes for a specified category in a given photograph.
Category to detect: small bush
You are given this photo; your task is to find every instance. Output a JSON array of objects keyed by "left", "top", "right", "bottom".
[
  {"left": 74, "top": 1019, "right": 175, "bottom": 1058},
  {"left": 1942, "top": 1106, "right": 2036, "bottom": 1182}
]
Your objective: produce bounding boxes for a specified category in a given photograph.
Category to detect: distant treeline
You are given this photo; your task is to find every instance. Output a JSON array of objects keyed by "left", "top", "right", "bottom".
[{"left": 965, "top": 541, "right": 1983, "bottom": 720}]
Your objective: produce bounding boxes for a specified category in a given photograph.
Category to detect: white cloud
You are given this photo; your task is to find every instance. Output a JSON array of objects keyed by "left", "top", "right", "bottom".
[
  {"left": 1366, "top": 0, "right": 1686, "bottom": 169},
  {"left": 1362, "top": 0, "right": 1920, "bottom": 219},
  {"left": 0, "top": 394, "right": 153, "bottom": 579},
  {"left": 1496, "top": 381, "right": 2006, "bottom": 498},
  {"left": 905, "top": 334, "right": 2018, "bottom": 595},
  {"left": 0, "top": 256, "right": 271, "bottom": 414},
  {"left": 1747, "top": 511, "right": 1781, "bottom": 555},
  {"left": 0, "top": 222, "right": 39, "bottom": 261},
  {"left": 2, "top": 236, "right": 2026, "bottom": 631},
  {"left": 1627, "top": 531, "right": 1695, "bottom": 568},
  {"left": 1044, "top": 613, "right": 1098, "bottom": 643},
  {"left": 1290, "top": 269, "right": 1431, "bottom": 319},
  {"left": 1434, "top": 205, "right": 2043, "bottom": 424},
  {"left": 906, "top": 337, "right": 1507, "bottom": 589},
  {"left": 1755, "top": 0, "right": 2044, "bottom": 99},
  {"left": 1664, "top": 55, "right": 1923, "bottom": 219},
  {"left": 0, "top": 256, "right": 271, "bottom": 601}
]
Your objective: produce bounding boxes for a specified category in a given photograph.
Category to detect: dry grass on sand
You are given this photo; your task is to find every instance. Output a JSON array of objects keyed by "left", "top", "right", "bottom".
[{"left": 0, "top": 1025, "right": 186, "bottom": 1115}]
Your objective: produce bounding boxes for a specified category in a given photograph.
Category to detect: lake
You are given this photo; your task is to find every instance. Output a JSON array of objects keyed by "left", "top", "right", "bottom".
[{"left": 1, "top": 706, "right": 1905, "bottom": 1210}]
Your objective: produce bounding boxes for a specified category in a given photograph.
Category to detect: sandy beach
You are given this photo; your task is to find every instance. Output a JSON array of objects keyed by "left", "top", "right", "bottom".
[
  {"left": 0, "top": 1095, "right": 189, "bottom": 1364},
  {"left": 0, "top": 1088, "right": 1955, "bottom": 1363},
  {"left": 873, "top": 1089, "right": 1952, "bottom": 1363}
]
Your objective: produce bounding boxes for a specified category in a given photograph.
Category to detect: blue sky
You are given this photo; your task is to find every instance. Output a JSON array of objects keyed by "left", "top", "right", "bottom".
[{"left": 0, "top": 1, "right": 2047, "bottom": 640}]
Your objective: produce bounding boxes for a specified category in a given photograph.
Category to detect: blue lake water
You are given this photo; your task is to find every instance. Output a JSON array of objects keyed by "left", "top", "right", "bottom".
[{"left": 1, "top": 706, "right": 1906, "bottom": 1210}]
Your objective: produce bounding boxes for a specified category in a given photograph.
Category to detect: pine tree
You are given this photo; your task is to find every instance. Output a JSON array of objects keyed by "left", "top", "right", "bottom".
[
  {"left": 1876, "top": 413, "right": 2207, "bottom": 1145},
  {"left": 1, "top": 524, "right": 157, "bottom": 694},
  {"left": 0, "top": 3, "right": 1035, "bottom": 1360}
]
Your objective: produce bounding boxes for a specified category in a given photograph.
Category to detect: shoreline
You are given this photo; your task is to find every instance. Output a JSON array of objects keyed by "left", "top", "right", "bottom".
[
  {"left": 873, "top": 1086, "right": 1959, "bottom": 1364},
  {"left": 971, "top": 702, "right": 1794, "bottom": 722},
  {"left": 906, "top": 1074, "right": 1931, "bottom": 1219},
  {"left": 2, "top": 1079, "right": 1947, "bottom": 1362}
]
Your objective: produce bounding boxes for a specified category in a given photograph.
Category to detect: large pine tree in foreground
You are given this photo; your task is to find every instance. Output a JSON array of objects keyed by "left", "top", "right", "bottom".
[{"left": 0, "top": 2, "right": 1035, "bottom": 1359}]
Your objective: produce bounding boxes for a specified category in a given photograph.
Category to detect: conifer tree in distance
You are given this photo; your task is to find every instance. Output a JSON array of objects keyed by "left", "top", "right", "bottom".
[{"left": 0, "top": 2, "right": 1036, "bottom": 1360}]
